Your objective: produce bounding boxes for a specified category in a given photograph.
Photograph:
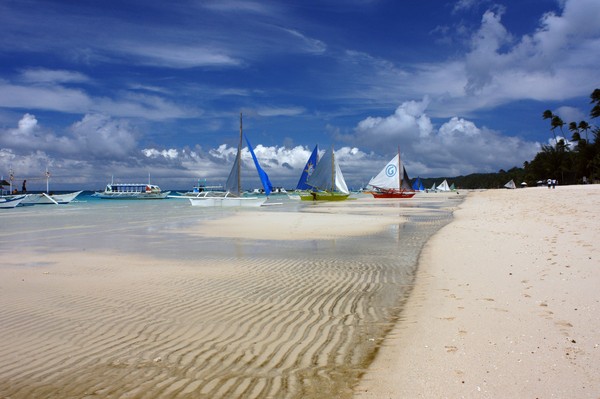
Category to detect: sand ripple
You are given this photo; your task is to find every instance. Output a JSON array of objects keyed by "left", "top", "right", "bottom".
[{"left": 0, "top": 202, "right": 453, "bottom": 398}]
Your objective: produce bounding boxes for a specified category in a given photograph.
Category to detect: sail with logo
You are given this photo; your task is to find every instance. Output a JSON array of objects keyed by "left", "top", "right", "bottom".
[{"left": 368, "top": 148, "right": 416, "bottom": 198}]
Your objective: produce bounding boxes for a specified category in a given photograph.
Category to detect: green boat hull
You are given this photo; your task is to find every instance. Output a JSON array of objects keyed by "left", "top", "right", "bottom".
[{"left": 299, "top": 191, "right": 350, "bottom": 201}]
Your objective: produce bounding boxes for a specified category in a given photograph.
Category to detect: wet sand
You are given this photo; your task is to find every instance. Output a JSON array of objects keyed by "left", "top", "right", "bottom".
[
  {"left": 0, "top": 194, "right": 459, "bottom": 399},
  {"left": 355, "top": 185, "right": 600, "bottom": 398}
]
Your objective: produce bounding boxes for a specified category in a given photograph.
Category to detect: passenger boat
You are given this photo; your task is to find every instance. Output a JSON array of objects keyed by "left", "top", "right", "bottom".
[{"left": 93, "top": 183, "right": 170, "bottom": 199}]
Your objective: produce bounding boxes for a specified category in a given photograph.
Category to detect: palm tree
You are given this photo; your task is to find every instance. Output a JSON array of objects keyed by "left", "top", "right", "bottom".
[
  {"left": 569, "top": 121, "right": 581, "bottom": 142},
  {"left": 542, "top": 110, "right": 564, "bottom": 146},
  {"left": 591, "top": 89, "right": 600, "bottom": 119},
  {"left": 578, "top": 121, "right": 590, "bottom": 143}
]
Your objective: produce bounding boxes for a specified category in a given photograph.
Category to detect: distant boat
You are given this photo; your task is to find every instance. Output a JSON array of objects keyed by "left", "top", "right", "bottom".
[
  {"left": 368, "top": 148, "right": 416, "bottom": 199},
  {"left": 93, "top": 183, "right": 169, "bottom": 199},
  {"left": 299, "top": 146, "right": 350, "bottom": 201},
  {"left": 504, "top": 179, "right": 516, "bottom": 189},
  {"left": 175, "top": 179, "right": 224, "bottom": 197},
  {"left": 188, "top": 113, "right": 272, "bottom": 207}
]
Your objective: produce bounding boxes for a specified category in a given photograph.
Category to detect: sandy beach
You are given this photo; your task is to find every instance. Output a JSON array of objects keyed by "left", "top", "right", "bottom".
[{"left": 355, "top": 185, "right": 600, "bottom": 398}]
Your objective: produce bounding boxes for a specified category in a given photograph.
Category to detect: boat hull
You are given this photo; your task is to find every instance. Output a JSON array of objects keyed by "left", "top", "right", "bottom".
[
  {"left": 0, "top": 195, "right": 27, "bottom": 208},
  {"left": 20, "top": 191, "right": 83, "bottom": 205},
  {"left": 189, "top": 196, "right": 267, "bottom": 207},
  {"left": 370, "top": 189, "right": 416, "bottom": 199},
  {"left": 299, "top": 191, "right": 350, "bottom": 201}
]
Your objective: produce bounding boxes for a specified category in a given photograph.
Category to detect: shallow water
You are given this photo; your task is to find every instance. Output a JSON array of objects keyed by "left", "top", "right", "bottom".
[{"left": 0, "top": 193, "right": 461, "bottom": 399}]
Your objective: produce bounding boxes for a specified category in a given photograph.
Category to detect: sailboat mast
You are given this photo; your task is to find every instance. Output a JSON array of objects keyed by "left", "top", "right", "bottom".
[
  {"left": 398, "top": 146, "right": 402, "bottom": 189},
  {"left": 238, "top": 112, "right": 243, "bottom": 195}
]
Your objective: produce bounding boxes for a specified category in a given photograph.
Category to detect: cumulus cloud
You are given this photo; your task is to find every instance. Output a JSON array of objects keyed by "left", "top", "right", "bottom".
[{"left": 349, "top": 99, "right": 540, "bottom": 177}]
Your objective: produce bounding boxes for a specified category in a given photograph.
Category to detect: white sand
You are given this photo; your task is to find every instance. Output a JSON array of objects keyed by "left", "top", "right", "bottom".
[{"left": 355, "top": 185, "right": 600, "bottom": 398}]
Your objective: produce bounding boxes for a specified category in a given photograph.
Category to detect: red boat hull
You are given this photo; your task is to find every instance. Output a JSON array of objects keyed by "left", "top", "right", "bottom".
[{"left": 370, "top": 189, "right": 416, "bottom": 199}]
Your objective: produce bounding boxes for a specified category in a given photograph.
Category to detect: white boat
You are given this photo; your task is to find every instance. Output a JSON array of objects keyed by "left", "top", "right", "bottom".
[
  {"left": 20, "top": 191, "right": 83, "bottom": 205},
  {"left": 299, "top": 146, "right": 350, "bottom": 201},
  {"left": 0, "top": 194, "right": 27, "bottom": 208},
  {"left": 1, "top": 169, "right": 82, "bottom": 205},
  {"left": 189, "top": 113, "right": 272, "bottom": 207},
  {"left": 93, "top": 183, "right": 170, "bottom": 199}
]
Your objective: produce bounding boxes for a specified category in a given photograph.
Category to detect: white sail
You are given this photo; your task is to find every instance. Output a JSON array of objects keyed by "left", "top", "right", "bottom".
[
  {"left": 306, "top": 147, "right": 349, "bottom": 194},
  {"left": 437, "top": 179, "right": 450, "bottom": 191},
  {"left": 368, "top": 154, "right": 401, "bottom": 190},
  {"left": 225, "top": 145, "right": 241, "bottom": 195},
  {"left": 334, "top": 159, "right": 349, "bottom": 194}
]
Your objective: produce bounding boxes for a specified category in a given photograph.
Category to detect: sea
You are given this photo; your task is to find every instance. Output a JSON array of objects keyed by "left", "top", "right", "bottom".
[{"left": 0, "top": 191, "right": 463, "bottom": 399}]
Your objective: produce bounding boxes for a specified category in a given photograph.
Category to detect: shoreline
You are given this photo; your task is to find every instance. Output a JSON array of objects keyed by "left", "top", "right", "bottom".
[{"left": 354, "top": 185, "right": 600, "bottom": 398}]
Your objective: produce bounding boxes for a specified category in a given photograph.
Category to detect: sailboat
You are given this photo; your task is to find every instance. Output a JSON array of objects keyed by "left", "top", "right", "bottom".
[
  {"left": 504, "top": 179, "right": 516, "bottom": 189},
  {"left": 299, "top": 146, "right": 350, "bottom": 201},
  {"left": 436, "top": 179, "right": 451, "bottom": 192},
  {"left": 188, "top": 113, "right": 272, "bottom": 207},
  {"left": 368, "top": 148, "right": 416, "bottom": 199}
]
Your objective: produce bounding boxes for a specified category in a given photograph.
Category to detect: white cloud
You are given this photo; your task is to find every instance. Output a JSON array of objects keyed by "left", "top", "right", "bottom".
[
  {"left": 117, "top": 43, "right": 241, "bottom": 69},
  {"left": 0, "top": 78, "right": 194, "bottom": 120},
  {"left": 19, "top": 68, "right": 90, "bottom": 84}
]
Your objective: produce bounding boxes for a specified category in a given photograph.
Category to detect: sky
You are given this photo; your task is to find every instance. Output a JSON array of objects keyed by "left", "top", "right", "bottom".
[{"left": 1, "top": 0, "right": 599, "bottom": 191}]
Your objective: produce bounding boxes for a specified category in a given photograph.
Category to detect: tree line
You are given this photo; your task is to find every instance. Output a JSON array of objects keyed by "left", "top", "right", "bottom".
[{"left": 419, "top": 89, "right": 600, "bottom": 189}]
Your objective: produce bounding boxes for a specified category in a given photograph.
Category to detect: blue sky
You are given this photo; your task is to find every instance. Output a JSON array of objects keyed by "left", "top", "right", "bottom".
[{"left": 1, "top": 0, "right": 599, "bottom": 190}]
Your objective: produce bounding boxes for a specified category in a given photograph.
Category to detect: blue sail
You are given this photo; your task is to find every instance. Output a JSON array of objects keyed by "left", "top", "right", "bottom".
[
  {"left": 296, "top": 145, "right": 318, "bottom": 190},
  {"left": 245, "top": 136, "right": 273, "bottom": 196}
]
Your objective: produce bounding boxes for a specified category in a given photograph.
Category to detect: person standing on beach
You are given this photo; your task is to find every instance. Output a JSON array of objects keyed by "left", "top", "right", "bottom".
[
  {"left": 552, "top": 179, "right": 557, "bottom": 189},
  {"left": 547, "top": 178, "right": 552, "bottom": 189},
  {"left": 22, "top": 180, "right": 27, "bottom": 193}
]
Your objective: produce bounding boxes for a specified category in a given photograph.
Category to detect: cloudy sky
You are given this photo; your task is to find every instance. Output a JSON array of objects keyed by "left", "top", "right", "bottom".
[{"left": 1, "top": 0, "right": 599, "bottom": 191}]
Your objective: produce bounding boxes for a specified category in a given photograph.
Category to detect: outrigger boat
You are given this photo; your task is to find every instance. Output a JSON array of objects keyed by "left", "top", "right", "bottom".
[
  {"left": 188, "top": 113, "right": 272, "bottom": 207},
  {"left": 2, "top": 169, "right": 82, "bottom": 205}
]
